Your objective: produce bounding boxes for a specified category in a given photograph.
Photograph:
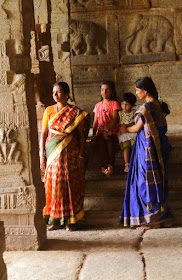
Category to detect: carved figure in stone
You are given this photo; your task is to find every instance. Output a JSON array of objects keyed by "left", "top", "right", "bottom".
[
  {"left": 0, "top": 126, "right": 21, "bottom": 164},
  {"left": 70, "top": 20, "right": 106, "bottom": 56},
  {"left": 34, "top": 0, "right": 48, "bottom": 28},
  {"left": 125, "top": 15, "right": 176, "bottom": 55},
  {"left": 16, "top": 187, "right": 33, "bottom": 209}
]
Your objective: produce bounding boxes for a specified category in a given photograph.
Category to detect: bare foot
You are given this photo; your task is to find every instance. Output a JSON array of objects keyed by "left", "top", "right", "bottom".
[
  {"left": 47, "top": 225, "right": 63, "bottom": 231},
  {"left": 124, "top": 163, "right": 129, "bottom": 173},
  {"left": 66, "top": 224, "right": 77, "bottom": 232}
]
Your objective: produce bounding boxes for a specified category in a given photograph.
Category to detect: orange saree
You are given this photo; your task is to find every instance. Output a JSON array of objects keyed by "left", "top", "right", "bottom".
[{"left": 43, "top": 104, "right": 88, "bottom": 226}]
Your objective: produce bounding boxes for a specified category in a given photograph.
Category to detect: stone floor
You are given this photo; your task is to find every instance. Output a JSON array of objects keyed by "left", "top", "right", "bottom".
[
  {"left": 3, "top": 133, "right": 182, "bottom": 280},
  {"left": 3, "top": 227, "right": 182, "bottom": 280}
]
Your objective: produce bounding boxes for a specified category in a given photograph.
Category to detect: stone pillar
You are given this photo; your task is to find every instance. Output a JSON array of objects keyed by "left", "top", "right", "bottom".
[
  {"left": 0, "top": 222, "right": 7, "bottom": 280},
  {"left": 0, "top": 0, "right": 46, "bottom": 250},
  {"left": 50, "top": 0, "right": 73, "bottom": 100}
]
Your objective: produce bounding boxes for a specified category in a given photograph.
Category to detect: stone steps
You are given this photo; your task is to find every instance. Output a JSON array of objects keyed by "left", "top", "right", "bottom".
[{"left": 84, "top": 161, "right": 182, "bottom": 227}]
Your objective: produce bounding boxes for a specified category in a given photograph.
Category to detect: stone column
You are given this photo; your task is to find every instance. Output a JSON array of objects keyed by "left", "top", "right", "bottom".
[
  {"left": 0, "top": 0, "right": 46, "bottom": 250},
  {"left": 0, "top": 222, "right": 7, "bottom": 280},
  {"left": 50, "top": 0, "right": 73, "bottom": 100}
]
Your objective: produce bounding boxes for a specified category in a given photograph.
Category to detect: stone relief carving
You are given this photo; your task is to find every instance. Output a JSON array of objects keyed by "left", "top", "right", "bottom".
[
  {"left": 5, "top": 226, "right": 36, "bottom": 235},
  {"left": 16, "top": 187, "right": 34, "bottom": 209},
  {"left": 0, "top": 126, "right": 21, "bottom": 164},
  {"left": 70, "top": 20, "right": 107, "bottom": 56},
  {"left": 125, "top": 15, "right": 176, "bottom": 55},
  {"left": 38, "top": 45, "right": 49, "bottom": 61},
  {"left": 0, "top": 187, "right": 35, "bottom": 210}
]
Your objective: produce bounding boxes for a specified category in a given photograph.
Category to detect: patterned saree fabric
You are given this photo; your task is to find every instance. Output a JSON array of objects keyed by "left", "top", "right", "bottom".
[
  {"left": 43, "top": 105, "right": 88, "bottom": 226},
  {"left": 119, "top": 102, "right": 171, "bottom": 227}
]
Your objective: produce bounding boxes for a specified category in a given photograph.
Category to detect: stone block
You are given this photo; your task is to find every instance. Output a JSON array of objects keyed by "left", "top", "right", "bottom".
[
  {"left": 70, "top": 15, "right": 119, "bottom": 65},
  {"left": 4, "top": 251, "right": 84, "bottom": 280},
  {"left": 0, "top": 222, "right": 7, "bottom": 280},
  {"left": 70, "top": 0, "right": 149, "bottom": 13},
  {"left": 79, "top": 252, "right": 144, "bottom": 280},
  {"left": 116, "top": 65, "right": 149, "bottom": 101},
  {"left": 72, "top": 66, "right": 115, "bottom": 114},
  {"left": 174, "top": 9, "right": 182, "bottom": 56},
  {"left": 119, "top": 11, "right": 176, "bottom": 65},
  {"left": 143, "top": 228, "right": 182, "bottom": 280},
  {"left": 151, "top": 0, "right": 182, "bottom": 8},
  {"left": 149, "top": 64, "right": 182, "bottom": 127}
]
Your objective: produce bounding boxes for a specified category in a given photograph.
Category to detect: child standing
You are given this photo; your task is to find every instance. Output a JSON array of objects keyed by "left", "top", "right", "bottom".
[
  {"left": 93, "top": 80, "right": 121, "bottom": 177},
  {"left": 118, "top": 92, "right": 137, "bottom": 172}
]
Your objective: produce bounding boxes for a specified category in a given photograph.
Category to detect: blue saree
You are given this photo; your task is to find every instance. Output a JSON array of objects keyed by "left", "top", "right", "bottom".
[{"left": 119, "top": 102, "right": 172, "bottom": 227}]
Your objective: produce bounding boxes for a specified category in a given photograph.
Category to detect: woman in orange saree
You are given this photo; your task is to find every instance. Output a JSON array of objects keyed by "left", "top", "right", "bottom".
[{"left": 39, "top": 82, "right": 88, "bottom": 231}]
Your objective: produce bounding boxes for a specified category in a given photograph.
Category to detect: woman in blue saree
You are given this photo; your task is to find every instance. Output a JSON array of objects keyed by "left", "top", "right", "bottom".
[{"left": 119, "top": 77, "right": 172, "bottom": 229}]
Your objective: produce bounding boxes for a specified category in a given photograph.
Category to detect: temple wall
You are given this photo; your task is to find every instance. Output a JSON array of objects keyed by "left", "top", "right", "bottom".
[{"left": 69, "top": 0, "right": 182, "bottom": 131}]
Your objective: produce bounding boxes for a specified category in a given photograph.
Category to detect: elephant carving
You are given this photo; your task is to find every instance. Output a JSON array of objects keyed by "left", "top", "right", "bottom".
[
  {"left": 70, "top": 20, "right": 107, "bottom": 56},
  {"left": 125, "top": 15, "right": 176, "bottom": 55}
]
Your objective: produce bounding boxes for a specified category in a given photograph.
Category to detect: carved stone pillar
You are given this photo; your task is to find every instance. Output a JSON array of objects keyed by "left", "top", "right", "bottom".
[
  {"left": 50, "top": 0, "right": 73, "bottom": 100},
  {"left": 0, "top": 0, "right": 46, "bottom": 250},
  {"left": 0, "top": 222, "right": 7, "bottom": 280}
]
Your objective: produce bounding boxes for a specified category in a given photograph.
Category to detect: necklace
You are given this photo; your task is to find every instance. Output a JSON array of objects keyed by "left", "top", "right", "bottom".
[{"left": 122, "top": 110, "right": 134, "bottom": 121}]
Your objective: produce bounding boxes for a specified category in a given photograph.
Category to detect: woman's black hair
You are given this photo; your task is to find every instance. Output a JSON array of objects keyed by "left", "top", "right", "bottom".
[
  {"left": 135, "top": 76, "right": 170, "bottom": 116},
  {"left": 53, "top": 81, "right": 70, "bottom": 94},
  {"left": 121, "top": 92, "right": 136, "bottom": 106},
  {"left": 100, "top": 80, "right": 117, "bottom": 101}
]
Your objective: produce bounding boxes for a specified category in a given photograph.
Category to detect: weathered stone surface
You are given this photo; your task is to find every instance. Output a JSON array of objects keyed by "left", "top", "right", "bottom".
[
  {"left": 4, "top": 251, "right": 84, "bottom": 280},
  {"left": 116, "top": 65, "right": 149, "bottom": 102},
  {"left": 0, "top": 222, "right": 7, "bottom": 280},
  {"left": 142, "top": 228, "right": 182, "bottom": 280},
  {"left": 72, "top": 66, "right": 116, "bottom": 114},
  {"left": 45, "top": 228, "right": 142, "bottom": 252},
  {"left": 50, "top": 0, "right": 72, "bottom": 98},
  {"left": 119, "top": 12, "right": 176, "bottom": 64},
  {"left": 174, "top": 9, "right": 182, "bottom": 58},
  {"left": 151, "top": 0, "right": 182, "bottom": 8},
  {"left": 149, "top": 64, "right": 182, "bottom": 126},
  {"left": 79, "top": 252, "right": 143, "bottom": 280},
  {"left": 70, "top": 15, "right": 119, "bottom": 66},
  {"left": 70, "top": 0, "right": 149, "bottom": 13}
]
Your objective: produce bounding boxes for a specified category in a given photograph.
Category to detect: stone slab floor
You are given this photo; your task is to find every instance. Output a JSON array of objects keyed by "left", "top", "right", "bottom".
[{"left": 3, "top": 227, "right": 182, "bottom": 280}]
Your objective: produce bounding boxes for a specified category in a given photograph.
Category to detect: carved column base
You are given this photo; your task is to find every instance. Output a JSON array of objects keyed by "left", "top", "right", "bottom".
[
  {"left": 0, "top": 222, "right": 7, "bottom": 280},
  {"left": 0, "top": 184, "right": 46, "bottom": 251}
]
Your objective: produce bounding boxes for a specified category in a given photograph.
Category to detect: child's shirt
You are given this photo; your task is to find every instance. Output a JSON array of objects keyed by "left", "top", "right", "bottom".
[
  {"left": 118, "top": 108, "right": 136, "bottom": 143},
  {"left": 93, "top": 100, "right": 121, "bottom": 135}
]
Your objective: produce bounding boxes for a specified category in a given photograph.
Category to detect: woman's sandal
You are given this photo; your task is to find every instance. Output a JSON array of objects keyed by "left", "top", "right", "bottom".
[{"left": 124, "top": 163, "right": 129, "bottom": 173}]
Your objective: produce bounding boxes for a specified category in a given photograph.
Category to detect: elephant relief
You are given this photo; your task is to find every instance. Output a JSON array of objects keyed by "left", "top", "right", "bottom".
[
  {"left": 70, "top": 20, "right": 107, "bottom": 56},
  {"left": 125, "top": 15, "right": 176, "bottom": 55}
]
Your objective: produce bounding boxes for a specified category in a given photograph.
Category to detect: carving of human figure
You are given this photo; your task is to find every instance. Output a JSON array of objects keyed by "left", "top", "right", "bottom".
[
  {"left": 0, "top": 127, "right": 6, "bottom": 163},
  {"left": 6, "top": 128, "right": 20, "bottom": 163}
]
